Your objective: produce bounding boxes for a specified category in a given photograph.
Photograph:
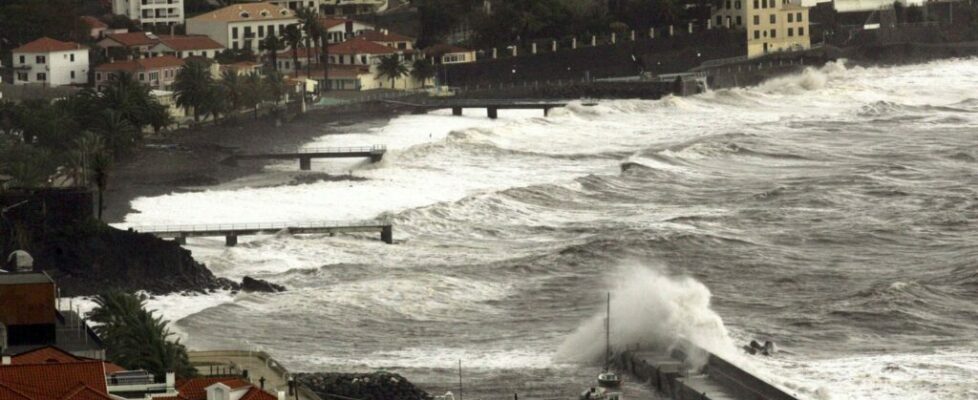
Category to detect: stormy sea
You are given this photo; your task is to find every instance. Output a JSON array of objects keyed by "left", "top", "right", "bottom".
[{"left": 120, "top": 59, "right": 978, "bottom": 400}]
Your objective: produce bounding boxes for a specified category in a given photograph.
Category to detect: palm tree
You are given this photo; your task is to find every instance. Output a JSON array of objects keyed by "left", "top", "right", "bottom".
[
  {"left": 90, "top": 147, "right": 112, "bottom": 221},
  {"left": 68, "top": 131, "right": 107, "bottom": 187},
  {"left": 243, "top": 71, "right": 267, "bottom": 120},
  {"left": 200, "top": 85, "right": 229, "bottom": 123},
  {"left": 173, "top": 60, "right": 215, "bottom": 122},
  {"left": 411, "top": 59, "right": 435, "bottom": 88},
  {"left": 259, "top": 33, "right": 285, "bottom": 72},
  {"left": 296, "top": 7, "right": 322, "bottom": 79},
  {"left": 376, "top": 55, "right": 408, "bottom": 89},
  {"left": 219, "top": 69, "right": 244, "bottom": 116},
  {"left": 283, "top": 24, "right": 304, "bottom": 78},
  {"left": 264, "top": 70, "right": 287, "bottom": 104},
  {"left": 95, "top": 110, "right": 138, "bottom": 157}
]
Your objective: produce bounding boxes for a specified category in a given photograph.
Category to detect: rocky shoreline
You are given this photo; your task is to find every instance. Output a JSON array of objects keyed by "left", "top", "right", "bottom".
[{"left": 298, "top": 372, "right": 432, "bottom": 400}]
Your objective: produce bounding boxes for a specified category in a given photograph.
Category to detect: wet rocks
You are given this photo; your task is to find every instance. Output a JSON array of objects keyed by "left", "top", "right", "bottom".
[
  {"left": 297, "top": 372, "right": 432, "bottom": 400},
  {"left": 241, "top": 276, "right": 286, "bottom": 293}
]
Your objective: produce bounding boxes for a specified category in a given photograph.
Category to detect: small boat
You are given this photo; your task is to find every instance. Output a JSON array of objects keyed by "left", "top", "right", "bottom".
[{"left": 580, "top": 293, "right": 623, "bottom": 400}]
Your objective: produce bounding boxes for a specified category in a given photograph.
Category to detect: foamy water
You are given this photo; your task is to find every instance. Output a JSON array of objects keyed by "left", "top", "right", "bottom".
[{"left": 122, "top": 59, "right": 978, "bottom": 399}]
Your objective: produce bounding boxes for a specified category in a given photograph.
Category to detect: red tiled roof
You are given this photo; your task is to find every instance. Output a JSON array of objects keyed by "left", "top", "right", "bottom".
[
  {"left": 188, "top": 2, "right": 296, "bottom": 22},
  {"left": 358, "top": 30, "right": 414, "bottom": 43},
  {"left": 80, "top": 16, "right": 108, "bottom": 29},
  {"left": 10, "top": 347, "right": 82, "bottom": 365},
  {"left": 156, "top": 35, "right": 224, "bottom": 51},
  {"left": 104, "top": 32, "right": 159, "bottom": 47},
  {"left": 239, "top": 387, "right": 277, "bottom": 400},
  {"left": 13, "top": 37, "right": 86, "bottom": 53},
  {"left": 0, "top": 361, "right": 110, "bottom": 400},
  {"left": 329, "top": 37, "right": 398, "bottom": 55},
  {"left": 0, "top": 383, "right": 33, "bottom": 400},
  {"left": 176, "top": 377, "right": 251, "bottom": 400},
  {"left": 318, "top": 17, "right": 372, "bottom": 30},
  {"left": 96, "top": 56, "right": 185, "bottom": 72}
]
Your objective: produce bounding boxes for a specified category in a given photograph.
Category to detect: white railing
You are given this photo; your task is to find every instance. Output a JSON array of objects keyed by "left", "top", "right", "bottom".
[
  {"left": 294, "top": 145, "right": 386, "bottom": 154},
  {"left": 128, "top": 219, "right": 389, "bottom": 234}
]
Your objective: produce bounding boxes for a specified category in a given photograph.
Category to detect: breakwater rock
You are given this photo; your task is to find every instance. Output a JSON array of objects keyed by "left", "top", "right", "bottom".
[{"left": 297, "top": 372, "right": 432, "bottom": 400}]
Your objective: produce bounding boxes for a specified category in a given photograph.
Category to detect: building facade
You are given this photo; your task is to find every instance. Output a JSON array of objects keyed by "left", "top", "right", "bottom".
[
  {"left": 321, "top": 17, "right": 375, "bottom": 43},
  {"left": 95, "top": 56, "right": 185, "bottom": 91},
  {"left": 11, "top": 38, "right": 90, "bottom": 87},
  {"left": 149, "top": 35, "right": 225, "bottom": 59},
  {"left": 712, "top": 0, "right": 811, "bottom": 58},
  {"left": 186, "top": 2, "right": 300, "bottom": 53},
  {"left": 112, "top": 0, "right": 185, "bottom": 27},
  {"left": 320, "top": 0, "right": 389, "bottom": 16}
]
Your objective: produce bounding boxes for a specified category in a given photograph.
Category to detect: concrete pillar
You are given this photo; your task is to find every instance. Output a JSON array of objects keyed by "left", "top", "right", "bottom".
[
  {"left": 631, "top": 30, "right": 636, "bottom": 41},
  {"left": 591, "top": 35, "right": 597, "bottom": 46},
  {"left": 487, "top": 107, "right": 498, "bottom": 119},
  {"left": 688, "top": 22, "right": 693, "bottom": 34},
  {"left": 381, "top": 226, "right": 393, "bottom": 244},
  {"left": 299, "top": 157, "right": 312, "bottom": 170},
  {"left": 572, "top": 37, "right": 577, "bottom": 49},
  {"left": 669, "top": 25, "right": 674, "bottom": 36},
  {"left": 611, "top": 32, "right": 617, "bottom": 43},
  {"left": 532, "top": 42, "right": 537, "bottom": 54},
  {"left": 452, "top": 107, "right": 462, "bottom": 116},
  {"left": 492, "top": 48, "right": 498, "bottom": 59},
  {"left": 544, "top": 107, "right": 551, "bottom": 117},
  {"left": 650, "top": 27, "right": 655, "bottom": 38},
  {"left": 225, "top": 235, "right": 238, "bottom": 247},
  {"left": 552, "top": 40, "right": 557, "bottom": 51}
]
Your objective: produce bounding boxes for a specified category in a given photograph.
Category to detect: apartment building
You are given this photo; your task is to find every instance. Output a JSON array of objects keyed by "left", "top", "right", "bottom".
[
  {"left": 11, "top": 38, "right": 90, "bottom": 87},
  {"left": 150, "top": 35, "right": 225, "bottom": 59},
  {"left": 112, "top": 0, "right": 185, "bottom": 27},
  {"left": 712, "top": 0, "right": 811, "bottom": 58},
  {"left": 95, "top": 56, "right": 185, "bottom": 91},
  {"left": 186, "top": 2, "right": 300, "bottom": 53},
  {"left": 320, "top": 17, "right": 375, "bottom": 43}
]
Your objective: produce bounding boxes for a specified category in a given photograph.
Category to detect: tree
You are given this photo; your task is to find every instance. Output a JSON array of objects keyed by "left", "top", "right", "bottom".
[
  {"left": 173, "top": 60, "right": 215, "bottom": 122},
  {"left": 219, "top": 69, "right": 244, "bottom": 116},
  {"left": 94, "top": 110, "right": 138, "bottom": 158},
  {"left": 283, "top": 24, "right": 304, "bottom": 78},
  {"left": 296, "top": 7, "right": 322, "bottom": 79},
  {"left": 376, "top": 55, "right": 408, "bottom": 89},
  {"left": 88, "top": 292, "right": 196, "bottom": 380},
  {"left": 410, "top": 59, "right": 435, "bottom": 88},
  {"left": 259, "top": 33, "right": 285, "bottom": 72},
  {"left": 242, "top": 71, "right": 267, "bottom": 119},
  {"left": 67, "top": 131, "right": 107, "bottom": 187},
  {"left": 1, "top": 143, "right": 55, "bottom": 188},
  {"left": 264, "top": 70, "right": 288, "bottom": 104}
]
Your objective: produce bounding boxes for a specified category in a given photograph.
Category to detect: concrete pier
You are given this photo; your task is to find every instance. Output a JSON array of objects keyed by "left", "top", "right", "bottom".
[
  {"left": 385, "top": 99, "right": 566, "bottom": 119},
  {"left": 228, "top": 145, "right": 387, "bottom": 170},
  {"left": 136, "top": 220, "right": 395, "bottom": 246}
]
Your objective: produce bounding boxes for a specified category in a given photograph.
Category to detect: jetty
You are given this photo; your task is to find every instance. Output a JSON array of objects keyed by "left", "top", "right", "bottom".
[
  {"left": 383, "top": 99, "right": 567, "bottom": 119},
  {"left": 226, "top": 145, "right": 387, "bottom": 170},
  {"left": 613, "top": 341, "right": 799, "bottom": 400},
  {"left": 129, "top": 220, "right": 393, "bottom": 246}
]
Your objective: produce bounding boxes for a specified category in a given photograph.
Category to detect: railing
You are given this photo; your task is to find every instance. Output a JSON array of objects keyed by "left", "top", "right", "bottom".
[
  {"left": 293, "top": 145, "right": 386, "bottom": 154},
  {"left": 128, "top": 219, "right": 389, "bottom": 234}
]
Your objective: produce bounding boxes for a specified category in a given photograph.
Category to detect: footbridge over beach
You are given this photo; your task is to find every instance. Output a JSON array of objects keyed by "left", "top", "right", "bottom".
[
  {"left": 613, "top": 341, "right": 799, "bottom": 400},
  {"left": 226, "top": 145, "right": 387, "bottom": 170},
  {"left": 383, "top": 99, "right": 570, "bottom": 119},
  {"left": 128, "top": 220, "right": 393, "bottom": 246}
]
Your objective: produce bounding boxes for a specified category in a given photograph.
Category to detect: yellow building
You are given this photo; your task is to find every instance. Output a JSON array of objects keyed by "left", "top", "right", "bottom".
[{"left": 713, "top": 0, "right": 811, "bottom": 58}]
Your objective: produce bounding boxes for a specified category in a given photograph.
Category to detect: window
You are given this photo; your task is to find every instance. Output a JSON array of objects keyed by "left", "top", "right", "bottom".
[
  {"left": 96, "top": 72, "right": 102, "bottom": 80},
  {"left": 37, "top": 72, "right": 46, "bottom": 81},
  {"left": 268, "top": 25, "right": 274, "bottom": 35},
  {"left": 17, "top": 72, "right": 27, "bottom": 81},
  {"left": 771, "top": 29, "right": 776, "bottom": 38},
  {"left": 754, "top": 30, "right": 760, "bottom": 39},
  {"left": 233, "top": 41, "right": 240, "bottom": 50},
  {"left": 139, "top": 73, "right": 146, "bottom": 81},
  {"left": 71, "top": 71, "right": 76, "bottom": 79},
  {"left": 753, "top": 0, "right": 758, "bottom": 8},
  {"left": 36, "top": 55, "right": 46, "bottom": 64},
  {"left": 360, "top": 55, "right": 367, "bottom": 64},
  {"left": 788, "top": 27, "right": 794, "bottom": 36},
  {"left": 716, "top": 16, "right": 722, "bottom": 26},
  {"left": 770, "top": 15, "right": 776, "bottom": 23},
  {"left": 736, "top": 16, "right": 742, "bottom": 25},
  {"left": 258, "top": 26, "right": 265, "bottom": 37},
  {"left": 18, "top": 55, "right": 24, "bottom": 64},
  {"left": 245, "top": 27, "right": 252, "bottom": 37},
  {"left": 799, "top": 27, "right": 805, "bottom": 36},
  {"left": 232, "top": 27, "right": 239, "bottom": 39},
  {"left": 725, "top": 0, "right": 731, "bottom": 8},
  {"left": 735, "top": 1, "right": 741, "bottom": 9},
  {"left": 788, "top": 13, "right": 793, "bottom": 22},
  {"left": 150, "top": 72, "right": 159, "bottom": 81},
  {"left": 754, "top": 15, "right": 760, "bottom": 24},
  {"left": 797, "top": 12, "right": 803, "bottom": 21},
  {"left": 769, "top": 0, "right": 775, "bottom": 7}
]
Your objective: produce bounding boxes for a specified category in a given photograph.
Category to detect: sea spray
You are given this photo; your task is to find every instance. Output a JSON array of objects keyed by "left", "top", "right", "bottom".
[{"left": 554, "top": 263, "right": 739, "bottom": 368}]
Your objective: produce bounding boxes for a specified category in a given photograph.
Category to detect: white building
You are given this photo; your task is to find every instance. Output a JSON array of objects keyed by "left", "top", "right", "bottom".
[
  {"left": 320, "top": 17, "right": 375, "bottom": 43},
  {"left": 186, "top": 2, "right": 300, "bottom": 53},
  {"left": 149, "top": 35, "right": 225, "bottom": 59},
  {"left": 320, "top": 0, "right": 389, "bottom": 16},
  {"left": 112, "top": 0, "right": 185, "bottom": 27},
  {"left": 11, "top": 37, "right": 90, "bottom": 87}
]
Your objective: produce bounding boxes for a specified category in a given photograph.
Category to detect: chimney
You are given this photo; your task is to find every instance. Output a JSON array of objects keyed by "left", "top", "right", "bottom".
[
  {"left": 1, "top": 357, "right": 10, "bottom": 365},
  {"left": 165, "top": 372, "right": 176, "bottom": 393}
]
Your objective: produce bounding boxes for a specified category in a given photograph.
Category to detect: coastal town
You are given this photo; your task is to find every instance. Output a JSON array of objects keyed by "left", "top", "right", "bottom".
[{"left": 2, "top": 0, "right": 978, "bottom": 399}]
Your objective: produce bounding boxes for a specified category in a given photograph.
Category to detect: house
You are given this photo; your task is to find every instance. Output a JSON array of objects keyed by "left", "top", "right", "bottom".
[
  {"left": 174, "top": 377, "right": 280, "bottom": 400},
  {"left": 0, "top": 360, "right": 115, "bottom": 400},
  {"left": 10, "top": 38, "right": 90, "bottom": 87},
  {"left": 98, "top": 32, "right": 161, "bottom": 59},
  {"left": 712, "top": 0, "right": 812, "bottom": 58},
  {"left": 358, "top": 29, "right": 414, "bottom": 50},
  {"left": 80, "top": 16, "right": 109, "bottom": 40},
  {"left": 327, "top": 37, "right": 400, "bottom": 66},
  {"left": 221, "top": 61, "right": 264, "bottom": 76},
  {"left": 320, "top": 17, "right": 375, "bottom": 43},
  {"left": 274, "top": 47, "right": 318, "bottom": 73},
  {"left": 424, "top": 44, "right": 476, "bottom": 64},
  {"left": 320, "top": 0, "right": 389, "bottom": 16},
  {"left": 186, "top": 2, "right": 300, "bottom": 53},
  {"left": 95, "top": 56, "right": 185, "bottom": 90},
  {"left": 150, "top": 35, "right": 225, "bottom": 59},
  {"left": 112, "top": 0, "right": 185, "bottom": 27},
  {"left": 0, "top": 272, "right": 104, "bottom": 359}
]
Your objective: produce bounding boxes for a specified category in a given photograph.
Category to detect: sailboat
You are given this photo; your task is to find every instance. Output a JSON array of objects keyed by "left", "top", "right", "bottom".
[{"left": 580, "top": 293, "right": 623, "bottom": 400}]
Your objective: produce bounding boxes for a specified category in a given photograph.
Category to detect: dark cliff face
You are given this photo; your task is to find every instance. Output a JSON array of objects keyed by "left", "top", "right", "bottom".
[{"left": 38, "top": 225, "right": 238, "bottom": 297}]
